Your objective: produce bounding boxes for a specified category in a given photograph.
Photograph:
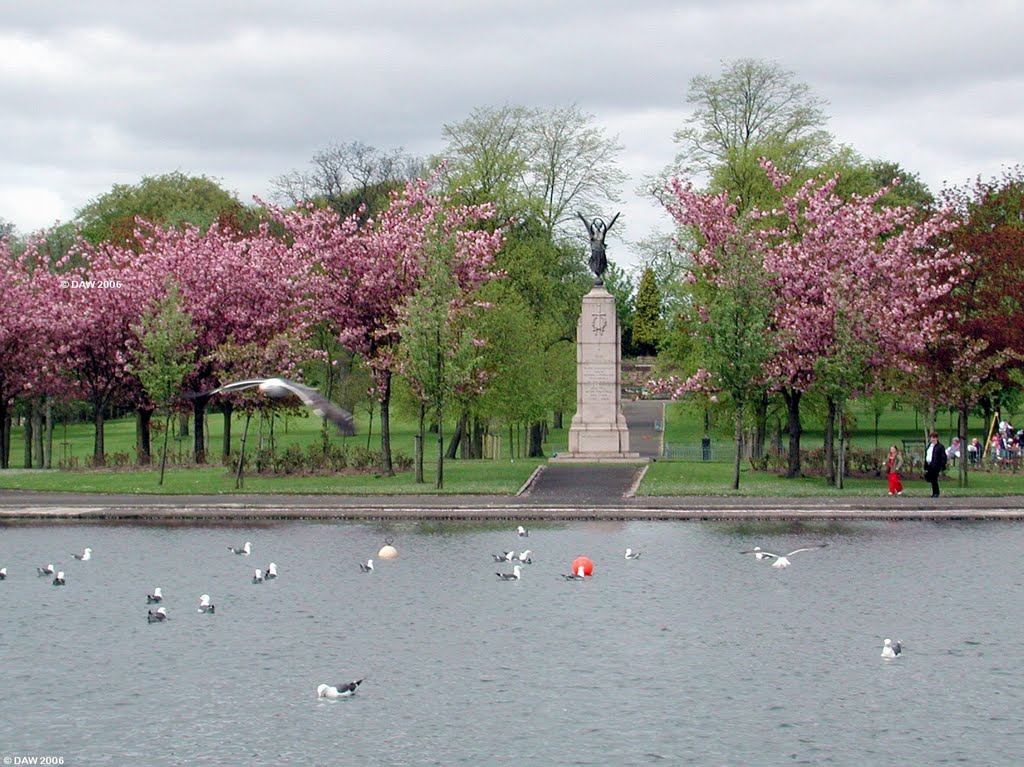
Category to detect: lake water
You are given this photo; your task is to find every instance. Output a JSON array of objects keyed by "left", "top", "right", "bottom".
[{"left": 1, "top": 518, "right": 1023, "bottom": 766}]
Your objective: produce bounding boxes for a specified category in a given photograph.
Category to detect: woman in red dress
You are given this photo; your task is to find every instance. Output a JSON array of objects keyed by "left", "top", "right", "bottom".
[{"left": 886, "top": 444, "right": 904, "bottom": 495}]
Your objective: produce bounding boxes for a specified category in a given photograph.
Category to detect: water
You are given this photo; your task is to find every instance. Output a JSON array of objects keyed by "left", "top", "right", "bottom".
[{"left": 1, "top": 519, "right": 1023, "bottom": 765}]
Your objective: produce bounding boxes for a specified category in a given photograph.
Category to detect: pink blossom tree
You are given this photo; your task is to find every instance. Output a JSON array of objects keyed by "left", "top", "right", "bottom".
[
  {"left": 666, "top": 161, "right": 962, "bottom": 480},
  {"left": 272, "top": 174, "right": 502, "bottom": 475}
]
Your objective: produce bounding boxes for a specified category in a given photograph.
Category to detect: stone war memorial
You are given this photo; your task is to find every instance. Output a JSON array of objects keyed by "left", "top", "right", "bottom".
[{"left": 557, "top": 212, "right": 641, "bottom": 461}]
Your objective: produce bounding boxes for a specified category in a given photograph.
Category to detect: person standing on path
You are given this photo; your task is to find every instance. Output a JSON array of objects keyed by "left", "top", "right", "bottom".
[
  {"left": 886, "top": 444, "right": 904, "bottom": 496},
  {"left": 924, "top": 432, "right": 948, "bottom": 497}
]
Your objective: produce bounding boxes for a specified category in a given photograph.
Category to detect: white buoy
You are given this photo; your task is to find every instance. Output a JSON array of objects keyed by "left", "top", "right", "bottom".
[{"left": 377, "top": 537, "right": 398, "bottom": 559}]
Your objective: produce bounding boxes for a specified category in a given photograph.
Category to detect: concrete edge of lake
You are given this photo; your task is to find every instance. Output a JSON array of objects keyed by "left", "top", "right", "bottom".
[{"left": 3, "top": 489, "right": 1024, "bottom": 522}]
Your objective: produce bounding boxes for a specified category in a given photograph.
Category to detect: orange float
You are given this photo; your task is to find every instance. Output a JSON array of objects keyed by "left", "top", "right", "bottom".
[{"left": 571, "top": 556, "right": 594, "bottom": 576}]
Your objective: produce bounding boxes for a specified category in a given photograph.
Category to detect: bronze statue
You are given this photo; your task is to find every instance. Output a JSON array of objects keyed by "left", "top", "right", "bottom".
[{"left": 577, "top": 211, "right": 620, "bottom": 285}]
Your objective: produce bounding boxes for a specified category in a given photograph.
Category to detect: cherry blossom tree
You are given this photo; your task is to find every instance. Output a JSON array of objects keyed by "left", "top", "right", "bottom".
[
  {"left": 272, "top": 174, "right": 502, "bottom": 475},
  {"left": 665, "top": 160, "right": 962, "bottom": 480}
]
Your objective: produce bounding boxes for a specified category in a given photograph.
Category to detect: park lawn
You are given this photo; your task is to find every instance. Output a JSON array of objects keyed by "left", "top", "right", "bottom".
[
  {"left": 638, "top": 458, "right": 1024, "bottom": 497},
  {"left": 0, "top": 459, "right": 544, "bottom": 495}
]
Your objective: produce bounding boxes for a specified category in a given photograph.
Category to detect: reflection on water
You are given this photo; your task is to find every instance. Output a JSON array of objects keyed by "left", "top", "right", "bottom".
[{"left": 1, "top": 519, "right": 1022, "bottom": 765}]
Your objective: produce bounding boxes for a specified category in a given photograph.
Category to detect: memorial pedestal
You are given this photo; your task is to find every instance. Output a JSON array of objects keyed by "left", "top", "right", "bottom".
[{"left": 560, "top": 285, "right": 640, "bottom": 460}]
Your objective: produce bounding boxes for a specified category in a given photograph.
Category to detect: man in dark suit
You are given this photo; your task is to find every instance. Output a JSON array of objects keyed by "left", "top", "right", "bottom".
[{"left": 924, "top": 431, "right": 948, "bottom": 497}]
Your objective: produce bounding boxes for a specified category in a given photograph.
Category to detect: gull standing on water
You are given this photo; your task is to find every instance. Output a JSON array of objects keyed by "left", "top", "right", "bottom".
[
  {"left": 192, "top": 378, "right": 356, "bottom": 436},
  {"left": 740, "top": 544, "right": 828, "bottom": 568},
  {"left": 882, "top": 638, "right": 902, "bottom": 658}
]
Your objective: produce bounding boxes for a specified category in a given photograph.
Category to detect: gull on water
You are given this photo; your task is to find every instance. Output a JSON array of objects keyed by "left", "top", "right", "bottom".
[
  {"left": 515, "top": 550, "right": 532, "bottom": 563},
  {"left": 492, "top": 551, "right": 514, "bottom": 563},
  {"left": 252, "top": 569, "right": 264, "bottom": 584},
  {"left": 52, "top": 571, "right": 66, "bottom": 586},
  {"left": 561, "top": 565, "right": 587, "bottom": 580},
  {"left": 0, "top": 567, "right": 7, "bottom": 580},
  {"left": 73, "top": 547, "right": 93, "bottom": 561},
  {"left": 496, "top": 565, "right": 523, "bottom": 581},
  {"left": 317, "top": 679, "right": 363, "bottom": 699},
  {"left": 147, "top": 587, "right": 163, "bottom": 603},
  {"left": 882, "top": 638, "right": 902, "bottom": 658},
  {"left": 359, "top": 559, "right": 374, "bottom": 573},
  {"left": 517, "top": 525, "right": 529, "bottom": 537},
  {"left": 198, "top": 594, "right": 215, "bottom": 613},
  {"left": 228, "top": 541, "right": 252, "bottom": 556},
  {"left": 193, "top": 378, "right": 355, "bottom": 436},
  {"left": 624, "top": 548, "right": 642, "bottom": 559},
  {"left": 740, "top": 544, "right": 828, "bottom": 568},
  {"left": 147, "top": 607, "right": 168, "bottom": 623},
  {"left": 265, "top": 563, "right": 278, "bottom": 579},
  {"left": 37, "top": 564, "right": 55, "bottom": 576}
]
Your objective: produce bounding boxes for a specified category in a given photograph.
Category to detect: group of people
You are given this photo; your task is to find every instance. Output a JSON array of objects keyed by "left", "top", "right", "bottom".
[
  {"left": 990, "top": 419, "right": 1023, "bottom": 463},
  {"left": 885, "top": 432, "right": 951, "bottom": 498}
]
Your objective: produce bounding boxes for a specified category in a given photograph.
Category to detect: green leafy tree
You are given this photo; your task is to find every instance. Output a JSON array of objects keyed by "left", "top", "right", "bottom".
[
  {"left": 632, "top": 267, "right": 663, "bottom": 355},
  {"left": 130, "top": 283, "right": 196, "bottom": 485}
]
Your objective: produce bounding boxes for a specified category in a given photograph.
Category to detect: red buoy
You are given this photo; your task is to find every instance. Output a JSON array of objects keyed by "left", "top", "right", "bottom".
[{"left": 571, "top": 556, "right": 594, "bottom": 576}]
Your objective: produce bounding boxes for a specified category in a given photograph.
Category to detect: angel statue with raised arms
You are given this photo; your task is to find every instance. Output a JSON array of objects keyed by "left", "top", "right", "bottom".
[{"left": 577, "top": 211, "right": 620, "bottom": 286}]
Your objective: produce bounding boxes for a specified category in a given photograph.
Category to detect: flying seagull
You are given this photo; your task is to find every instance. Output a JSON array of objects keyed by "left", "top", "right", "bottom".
[
  {"left": 882, "top": 638, "right": 902, "bottom": 658},
  {"left": 192, "top": 378, "right": 355, "bottom": 436},
  {"left": 740, "top": 544, "right": 828, "bottom": 568}
]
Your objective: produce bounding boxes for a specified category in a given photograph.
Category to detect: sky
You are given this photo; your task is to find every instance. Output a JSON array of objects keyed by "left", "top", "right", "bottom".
[{"left": 2, "top": 0, "right": 1021, "bottom": 270}]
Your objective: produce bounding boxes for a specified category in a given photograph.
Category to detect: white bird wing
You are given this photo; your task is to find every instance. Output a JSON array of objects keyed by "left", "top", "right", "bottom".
[
  {"left": 784, "top": 545, "right": 828, "bottom": 557},
  {"left": 270, "top": 379, "right": 356, "bottom": 436},
  {"left": 192, "top": 379, "right": 268, "bottom": 398},
  {"left": 741, "top": 549, "right": 779, "bottom": 559}
]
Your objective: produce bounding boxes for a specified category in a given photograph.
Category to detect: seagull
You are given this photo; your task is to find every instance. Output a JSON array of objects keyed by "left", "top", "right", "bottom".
[
  {"left": 492, "top": 551, "right": 514, "bottom": 563},
  {"left": 252, "top": 568, "right": 264, "bottom": 584},
  {"left": 624, "top": 548, "right": 642, "bottom": 559},
  {"left": 198, "top": 594, "right": 215, "bottom": 614},
  {"left": 192, "top": 378, "right": 355, "bottom": 436},
  {"left": 228, "top": 541, "right": 252, "bottom": 556},
  {"left": 561, "top": 565, "right": 587, "bottom": 580},
  {"left": 517, "top": 525, "right": 529, "bottom": 537},
  {"left": 148, "top": 607, "right": 169, "bottom": 623},
  {"left": 515, "top": 550, "right": 532, "bottom": 563},
  {"left": 37, "top": 564, "right": 55, "bottom": 577},
  {"left": 72, "top": 547, "right": 92, "bottom": 561},
  {"left": 359, "top": 559, "right": 374, "bottom": 573},
  {"left": 317, "top": 679, "right": 363, "bottom": 699},
  {"left": 265, "top": 563, "right": 278, "bottom": 579},
  {"left": 0, "top": 567, "right": 7, "bottom": 580},
  {"left": 52, "top": 571, "right": 66, "bottom": 586},
  {"left": 147, "top": 587, "right": 163, "bottom": 603},
  {"left": 882, "top": 638, "right": 902, "bottom": 658},
  {"left": 496, "top": 565, "right": 523, "bottom": 581},
  {"left": 740, "top": 544, "right": 828, "bottom": 568}
]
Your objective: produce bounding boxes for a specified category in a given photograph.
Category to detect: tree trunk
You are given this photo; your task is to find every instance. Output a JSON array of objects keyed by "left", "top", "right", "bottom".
[
  {"left": 824, "top": 397, "right": 836, "bottom": 485},
  {"left": 782, "top": 387, "right": 802, "bottom": 478},
  {"left": 222, "top": 402, "right": 233, "bottom": 461},
  {"left": 958, "top": 404, "right": 969, "bottom": 489},
  {"left": 836, "top": 396, "right": 846, "bottom": 490},
  {"left": 378, "top": 370, "right": 394, "bottom": 476},
  {"left": 1, "top": 406, "right": 11, "bottom": 468},
  {"left": 32, "top": 400, "right": 44, "bottom": 468},
  {"left": 159, "top": 411, "right": 172, "bottom": 486},
  {"left": 752, "top": 392, "right": 767, "bottom": 460},
  {"left": 553, "top": 410, "right": 564, "bottom": 430},
  {"left": 435, "top": 403, "right": 444, "bottom": 490},
  {"left": 447, "top": 411, "right": 466, "bottom": 460},
  {"left": 528, "top": 421, "right": 545, "bottom": 458},
  {"left": 93, "top": 401, "right": 106, "bottom": 466},
  {"left": 43, "top": 398, "right": 53, "bottom": 469},
  {"left": 192, "top": 396, "right": 210, "bottom": 464},
  {"left": 415, "top": 403, "right": 425, "bottom": 484},
  {"left": 732, "top": 405, "right": 743, "bottom": 490},
  {"left": 136, "top": 407, "right": 153, "bottom": 466},
  {"left": 472, "top": 416, "right": 484, "bottom": 459},
  {"left": 235, "top": 412, "right": 252, "bottom": 489},
  {"left": 23, "top": 409, "right": 33, "bottom": 469}
]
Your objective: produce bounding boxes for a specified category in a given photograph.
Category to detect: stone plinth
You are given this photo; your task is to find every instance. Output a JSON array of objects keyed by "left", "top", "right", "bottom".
[{"left": 562, "top": 285, "right": 640, "bottom": 460}]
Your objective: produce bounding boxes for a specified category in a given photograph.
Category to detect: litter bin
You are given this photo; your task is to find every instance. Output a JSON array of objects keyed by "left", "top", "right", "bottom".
[{"left": 701, "top": 436, "right": 711, "bottom": 461}]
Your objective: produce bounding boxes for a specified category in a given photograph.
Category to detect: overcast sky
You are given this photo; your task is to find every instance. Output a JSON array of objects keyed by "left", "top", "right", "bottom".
[{"left": 3, "top": 0, "right": 1021, "bottom": 270}]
